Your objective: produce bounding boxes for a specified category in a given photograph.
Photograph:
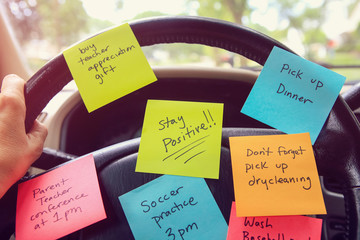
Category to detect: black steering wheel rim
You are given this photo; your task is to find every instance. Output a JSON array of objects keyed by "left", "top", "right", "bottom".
[
  {"left": 24, "top": 16, "right": 296, "bottom": 132},
  {"left": 2, "top": 16, "right": 360, "bottom": 239}
]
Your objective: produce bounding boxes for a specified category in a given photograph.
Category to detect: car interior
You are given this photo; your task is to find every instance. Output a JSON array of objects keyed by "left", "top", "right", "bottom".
[{"left": 1, "top": 9, "right": 360, "bottom": 240}]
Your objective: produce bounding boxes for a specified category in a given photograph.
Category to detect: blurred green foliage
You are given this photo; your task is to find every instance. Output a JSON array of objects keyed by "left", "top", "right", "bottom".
[{"left": 2, "top": 0, "right": 360, "bottom": 80}]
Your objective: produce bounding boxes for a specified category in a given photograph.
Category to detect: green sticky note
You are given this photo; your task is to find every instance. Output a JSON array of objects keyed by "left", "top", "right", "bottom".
[
  {"left": 136, "top": 100, "right": 224, "bottom": 179},
  {"left": 63, "top": 23, "right": 157, "bottom": 112}
]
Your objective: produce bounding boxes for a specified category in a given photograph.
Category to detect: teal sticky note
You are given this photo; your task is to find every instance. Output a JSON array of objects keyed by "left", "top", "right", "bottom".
[
  {"left": 241, "top": 46, "right": 346, "bottom": 144},
  {"left": 118, "top": 175, "right": 228, "bottom": 240}
]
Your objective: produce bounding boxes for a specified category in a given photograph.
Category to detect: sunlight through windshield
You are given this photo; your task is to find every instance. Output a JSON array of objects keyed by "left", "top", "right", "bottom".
[{"left": 2, "top": 0, "right": 360, "bottom": 81}]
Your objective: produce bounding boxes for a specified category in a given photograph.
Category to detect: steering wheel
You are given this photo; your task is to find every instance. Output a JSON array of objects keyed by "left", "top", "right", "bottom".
[{"left": 1, "top": 16, "right": 360, "bottom": 240}]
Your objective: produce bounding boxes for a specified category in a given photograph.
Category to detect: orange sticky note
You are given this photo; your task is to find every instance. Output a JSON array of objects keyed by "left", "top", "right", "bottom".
[
  {"left": 16, "top": 154, "right": 106, "bottom": 240},
  {"left": 226, "top": 202, "right": 322, "bottom": 240},
  {"left": 229, "top": 133, "right": 326, "bottom": 216}
]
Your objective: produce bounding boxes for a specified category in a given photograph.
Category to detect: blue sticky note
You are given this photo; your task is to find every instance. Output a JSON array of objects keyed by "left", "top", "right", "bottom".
[
  {"left": 241, "top": 46, "right": 346, "bottom": 144},
  {"left": 118, "top": 175, "right": 228, "bottom": 240}
]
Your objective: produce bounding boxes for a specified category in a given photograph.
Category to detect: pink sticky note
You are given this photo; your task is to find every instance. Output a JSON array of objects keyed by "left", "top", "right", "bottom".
[
  {"left": 227, "top": 202, "right": 322, "bottom": 240},
  {"left": 16, "top": 154, "right": 106, "bottom": 240}
]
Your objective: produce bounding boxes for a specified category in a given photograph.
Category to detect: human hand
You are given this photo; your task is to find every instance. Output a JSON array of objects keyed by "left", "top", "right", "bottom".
[{"left": 0, "top": 74, "right": 47, "bottom": 198}]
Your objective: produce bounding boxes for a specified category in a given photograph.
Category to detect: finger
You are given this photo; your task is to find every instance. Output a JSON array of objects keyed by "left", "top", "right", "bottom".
[
  {"left": 24, "top": 120, "right": 47, "bottom": 166},
  {"left": 27, "top": 120, "right": 48, "bottom": 155},
  {"left": 1, "top": 74, "right": 26, "bottom": 103}
]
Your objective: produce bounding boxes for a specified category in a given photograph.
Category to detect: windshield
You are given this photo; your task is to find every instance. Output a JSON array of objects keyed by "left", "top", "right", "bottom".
[{"left": 2, "top": 0, "right": 360, "bottom": 81}]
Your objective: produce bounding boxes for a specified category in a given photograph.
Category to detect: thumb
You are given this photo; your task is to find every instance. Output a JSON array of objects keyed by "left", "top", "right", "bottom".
[{"left": 26, "top": 120, "right": 48, "bottom": 163}]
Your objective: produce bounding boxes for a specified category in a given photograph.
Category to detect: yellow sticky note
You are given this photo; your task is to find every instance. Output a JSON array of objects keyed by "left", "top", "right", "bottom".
[
  {"left": 229, "top": 133, "right": 326, "bottom": 217},
  {"left": 63, "top": 23, "right": 157, "bottom": 112},
  {"left": 136, "top": 100, "right": 224, "bottom": 179}
]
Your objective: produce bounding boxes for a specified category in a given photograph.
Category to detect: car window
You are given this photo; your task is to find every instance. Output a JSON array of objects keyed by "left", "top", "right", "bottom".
[{"left": 1, "top": 0, "right": 360, "bottom": 81}]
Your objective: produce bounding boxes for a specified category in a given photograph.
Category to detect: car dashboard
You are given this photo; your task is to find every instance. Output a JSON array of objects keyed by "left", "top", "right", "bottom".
[{"left": 37, "top": 66, "right": 358, "bottom": 240}]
